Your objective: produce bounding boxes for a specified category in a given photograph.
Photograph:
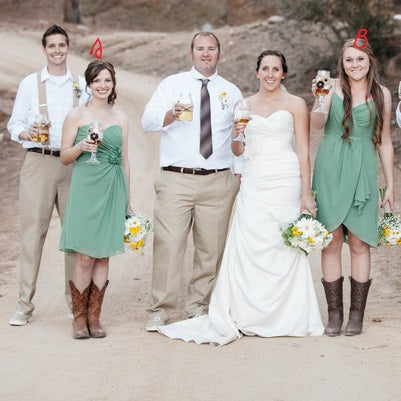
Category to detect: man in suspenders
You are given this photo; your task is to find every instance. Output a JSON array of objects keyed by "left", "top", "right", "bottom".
[{"left": 7, "top": 25, "right": 88, "bottom": 325}]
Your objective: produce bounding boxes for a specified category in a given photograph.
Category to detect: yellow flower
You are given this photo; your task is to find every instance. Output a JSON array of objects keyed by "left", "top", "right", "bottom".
[
  {"left": 397, "top": 238, "right": 401, "bottom": 244},
  {"left": 129, "top": 225, "right": 141, "bottom": 235},
  {"left": 307, "top": 236, "right": 315, "bottom": 244},
  {"left": 383, "top": 227, "right": 390, "bottom": 236},
  {"left": 292, "top": 226, "right": 302, "bottom": 236},
  {"left": 129, "top": 239, "right": 144, "bottom": 251}
]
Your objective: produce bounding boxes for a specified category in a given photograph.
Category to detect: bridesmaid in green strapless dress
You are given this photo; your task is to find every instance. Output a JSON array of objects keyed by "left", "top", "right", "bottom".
[
  {"left": 60, "top": 60, "right": 132, "bottom": 339},
  {"left": 60, "top": 124, "right": 128, "bottom": 257},
  {"left": 312, "top": 92, "right": 378, "bottom": 247},
  {"left": 310, "top": 39, "right": 393, "bottom": 338}
]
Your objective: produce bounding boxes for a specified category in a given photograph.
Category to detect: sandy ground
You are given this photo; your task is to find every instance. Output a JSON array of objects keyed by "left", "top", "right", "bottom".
[{"left": 1, "top": 31, "right": 401, "bottom": 401}]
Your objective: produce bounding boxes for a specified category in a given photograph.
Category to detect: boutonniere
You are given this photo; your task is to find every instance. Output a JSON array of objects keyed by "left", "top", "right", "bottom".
[
  {"left": 72, "top": 81, "right": 82, "bottom": 98},
  {"left": 218, "top": 91, "right": 229, "bottom": 110}
]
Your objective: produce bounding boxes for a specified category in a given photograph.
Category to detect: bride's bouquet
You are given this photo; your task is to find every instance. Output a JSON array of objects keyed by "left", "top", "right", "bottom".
[
  {"left": 378, "top": 187, "right": 401, "bottom": 246},
  {"left": 124, "top": 212, "right": 152, "bottom": 253},
  {"left": 281, "top": 213, "right": 332, "bottom": 255},
  {"left": 280, "top": 193, "right": 332, "bottom": 255}
]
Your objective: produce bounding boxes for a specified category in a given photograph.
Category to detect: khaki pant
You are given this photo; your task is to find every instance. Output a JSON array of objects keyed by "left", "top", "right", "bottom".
[
  {"left": 148, "top": 169, "right": 239, "bottom": 320},
  {"left": 17, "top": 151, "right": 75, "bottom": 314}
]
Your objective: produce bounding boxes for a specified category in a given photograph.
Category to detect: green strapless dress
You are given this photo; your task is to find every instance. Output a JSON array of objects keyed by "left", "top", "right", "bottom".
[
  {"left": 60, "top": 125, "right": 128, "bottom": 258},
  {"left": 312, "top": 93, "right": 378, "bottom": 247}
]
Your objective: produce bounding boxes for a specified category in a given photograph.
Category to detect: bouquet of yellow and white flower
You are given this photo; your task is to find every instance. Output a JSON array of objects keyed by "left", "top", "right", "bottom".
[
  {"left": 281, "top": 213, "right": 333, "bottom": 255},
  {"left": 280, "top": 206, "right": 332, "bottom": 255},
  {"left": 124, "top": 213, "right": 152, "bottom": 253},
  {"left": 378, "top": 187, "right": 401, "bottom": 246}
]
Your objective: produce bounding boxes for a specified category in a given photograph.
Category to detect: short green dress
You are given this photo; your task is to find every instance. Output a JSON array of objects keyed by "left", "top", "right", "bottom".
[
  {"left": 60, "top": 125, "right": 128, "bottom": 258},
  {"left": 312, "top": 93, "right": 378, "bottom": 247}
]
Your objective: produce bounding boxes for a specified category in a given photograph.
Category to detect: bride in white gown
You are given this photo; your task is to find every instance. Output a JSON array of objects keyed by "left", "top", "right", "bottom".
[{"left": 158, "top": 50, "right": 324, "bottom": 345}]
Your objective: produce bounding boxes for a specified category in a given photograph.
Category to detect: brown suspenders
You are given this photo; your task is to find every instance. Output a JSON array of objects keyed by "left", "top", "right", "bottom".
[{"left": 36, "top": 70, "right": 79, "bottom": 116}]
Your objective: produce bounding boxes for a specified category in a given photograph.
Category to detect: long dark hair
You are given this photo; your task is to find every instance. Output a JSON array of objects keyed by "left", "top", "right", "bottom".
[
  {"left": 85, "top": 60, "right": 117, "bottom": 105},
  {"left": 338, "top": 38, "right": 384, "bottom": 147}
]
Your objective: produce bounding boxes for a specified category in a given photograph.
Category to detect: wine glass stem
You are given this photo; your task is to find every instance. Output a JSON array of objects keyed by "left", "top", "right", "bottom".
[{"left": 319, "top": 95, "right": 325, "bottom": 109}]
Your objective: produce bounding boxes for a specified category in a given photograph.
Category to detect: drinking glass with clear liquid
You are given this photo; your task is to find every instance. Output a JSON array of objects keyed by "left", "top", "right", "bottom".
[
  {"left": 175, "top": 92, "right": 193, "bottom": 121},
  {"left": 86, "top": 122, "right": 103, "bottom": 165},
  {"left": 233, "top": 99, "right": 251, "bottom": 142},
  {"left": 31, "top": 113, "right": 51, "bottom": 145},
  {"left": 313, "top": 70, "right": 331, "bottom": 113}
]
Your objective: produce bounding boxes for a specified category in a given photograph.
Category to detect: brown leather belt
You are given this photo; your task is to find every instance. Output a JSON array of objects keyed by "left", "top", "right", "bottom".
[
  {"left": 27, "top": 147, "right": 60, "bottom": 157},
  {"left": 162, "top": 166, "right": 229, "bottom": 175}
]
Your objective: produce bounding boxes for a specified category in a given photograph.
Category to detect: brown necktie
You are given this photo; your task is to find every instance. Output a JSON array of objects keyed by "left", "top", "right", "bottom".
[{"left": 200, "top": 79, "right": 212, "bottom": 159}]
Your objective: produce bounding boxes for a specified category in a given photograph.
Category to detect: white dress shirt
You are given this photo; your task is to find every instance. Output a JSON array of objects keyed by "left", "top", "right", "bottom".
[
  {"left": 8, "top": 66, "right": 88, "bottom": 150},
  {"left": 396, "top": 101, "right": 401, "bottom": 128},
  {"left": 141, "top": 67, "right": 243, "bottom": 172}
]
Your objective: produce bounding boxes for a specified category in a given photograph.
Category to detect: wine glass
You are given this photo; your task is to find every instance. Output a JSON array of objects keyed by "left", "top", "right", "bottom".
[
  {"left": 233, "top": 99, "right": 251, "bottom": 142},
  {"left": 313, "top": 70, "right": 331, "bottom": 114},
  {"left": 86, "top": 122, "right": 103, "bottom": 165}
]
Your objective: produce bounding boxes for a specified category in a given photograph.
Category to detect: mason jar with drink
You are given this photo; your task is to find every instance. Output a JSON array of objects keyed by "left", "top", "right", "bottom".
[
  {"left": 174, "top": 92, "right": 193, "bottom": 121},
  {"left": 31, "top": 113, "right": 51, "bottom": 145}
]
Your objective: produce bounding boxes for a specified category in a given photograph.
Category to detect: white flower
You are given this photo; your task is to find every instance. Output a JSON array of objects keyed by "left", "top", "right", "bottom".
[{"left": 281, "top": 214, "right": 332, "bottom": 255}]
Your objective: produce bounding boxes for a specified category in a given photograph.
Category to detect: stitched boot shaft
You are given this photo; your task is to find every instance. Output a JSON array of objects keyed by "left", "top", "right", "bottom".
[
  {"left": 87, "top": 280, "right": 109, "bottom": 338},
  {"left": 69, "top": 281, "right": 90, "bottom": 339},
  {"left": 321, "top": 277, "right": 344, "bottom": 336},
  {"left": 345, "top": 276, "right": 372, "bottom": 336}
]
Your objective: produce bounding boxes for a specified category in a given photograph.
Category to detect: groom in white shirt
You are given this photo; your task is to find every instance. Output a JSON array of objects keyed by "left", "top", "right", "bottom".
[
  {"left": 7, "top": 25, "right": 88, "bottom": 326},
  {"left": 142, "top": 31, "right": 242, "bottom": 331}
]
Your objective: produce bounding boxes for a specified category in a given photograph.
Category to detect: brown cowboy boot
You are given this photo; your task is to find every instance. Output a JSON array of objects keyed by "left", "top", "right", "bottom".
[
  {"left": 87, "top": 280, "right": 109, "bottom": 338},
  {"left": 69, "top": 281, "right": 90, "bottom": 339},
  {"left": 321, "top": 276, "right": 344, "bottom": 336},
  {"left": 344, "top": 276, "right": 372, "bottom": 336}
]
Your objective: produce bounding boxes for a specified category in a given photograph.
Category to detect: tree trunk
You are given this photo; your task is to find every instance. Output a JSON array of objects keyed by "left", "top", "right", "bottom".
[{"left": 64, "top": 0, "right": 81, "bottom": 24}]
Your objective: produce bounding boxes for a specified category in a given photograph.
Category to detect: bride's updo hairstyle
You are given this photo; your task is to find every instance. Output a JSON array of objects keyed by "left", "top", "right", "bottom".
[
  {"left": 85, "top": 60, "right": 117, "bottom": 105},
  {"left": 338, "top": 38, "right": 384, "bottom": 147},
  {"left": 256, "top": 50, "right": 288, "bottom": 76}
]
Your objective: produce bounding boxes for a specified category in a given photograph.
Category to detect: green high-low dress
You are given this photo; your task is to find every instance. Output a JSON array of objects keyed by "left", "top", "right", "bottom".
[
  {"left": 60, "top": 125, "right": 128, "bottom": 258},
  {"left": 312, "top": 93, "right": 378, "bottom": 247}
]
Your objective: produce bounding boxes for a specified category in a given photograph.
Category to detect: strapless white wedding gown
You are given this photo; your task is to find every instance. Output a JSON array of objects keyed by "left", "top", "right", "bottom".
[{"left": 159, "top": 111, "right": 324, "bottom": 345}]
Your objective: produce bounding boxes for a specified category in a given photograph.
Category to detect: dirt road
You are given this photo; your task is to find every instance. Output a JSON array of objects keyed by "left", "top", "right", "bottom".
[{"left": 1, "top": 30, "right": 401, "bottom": 401}]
